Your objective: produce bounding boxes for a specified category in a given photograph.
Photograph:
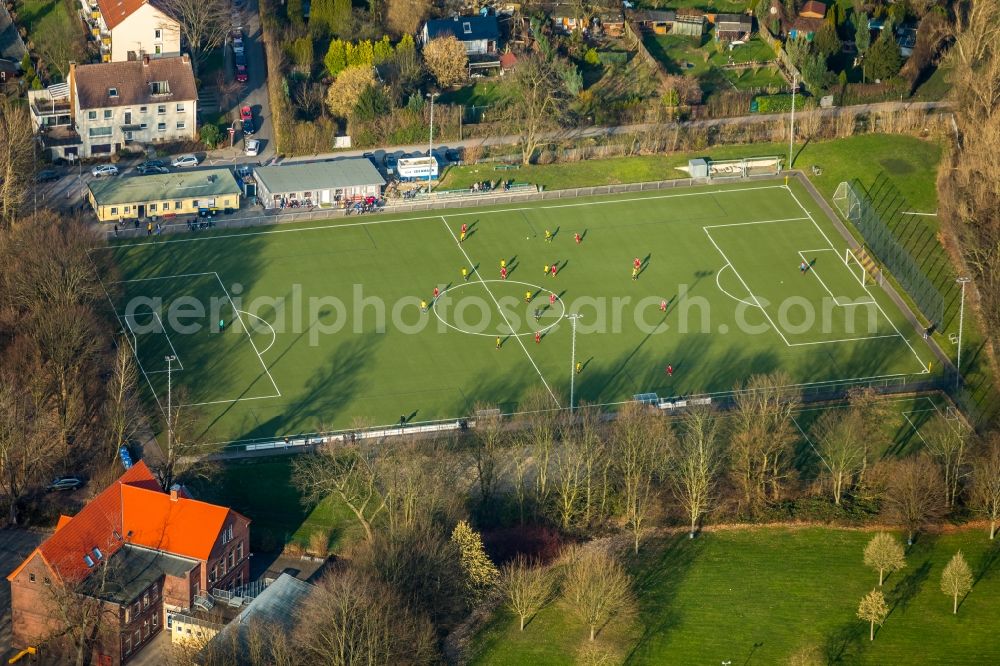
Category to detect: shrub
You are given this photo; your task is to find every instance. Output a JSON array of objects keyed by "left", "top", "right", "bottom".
[
  {"left": 584, "top": 48, "right": 600, "bottom": 66},
  {"left": 199, "top": 123, "right": 222, "bottom": 148},
  {"left": 754, "top": 93, "right": 808, "bottom": 113}
]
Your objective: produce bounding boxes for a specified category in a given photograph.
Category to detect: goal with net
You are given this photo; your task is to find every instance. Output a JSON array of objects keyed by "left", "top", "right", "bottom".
[{"left": 844, "top": 247, "right": 881, "bottom": 286}]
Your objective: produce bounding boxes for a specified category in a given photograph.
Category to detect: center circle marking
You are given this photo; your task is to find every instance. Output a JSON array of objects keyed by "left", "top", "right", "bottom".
[{"left": 432, "top": 279, "right": 568, "bottom": 337}]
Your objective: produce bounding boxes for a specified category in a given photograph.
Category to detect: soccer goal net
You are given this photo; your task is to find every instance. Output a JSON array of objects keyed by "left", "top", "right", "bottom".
[
  {"left": 844, "top": 248, "right": 880, "bottom": 286},
  {"left": 708, "top": 156, "right": 782, "bottom": 179}
]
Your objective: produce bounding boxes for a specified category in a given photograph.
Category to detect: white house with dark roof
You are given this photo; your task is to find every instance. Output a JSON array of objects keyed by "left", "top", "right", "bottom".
[
  {"left": 254, "top": 159, "right": 385, "bottom": 209},
  {"left": 67, "top": 54, "right": 197, "bottom": 157},
  {"left": 421, "top": 15, "right": 500, "bottom": 56}
]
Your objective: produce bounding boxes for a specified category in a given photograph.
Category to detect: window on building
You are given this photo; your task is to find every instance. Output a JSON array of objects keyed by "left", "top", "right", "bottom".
[
  {"left": 140, "top": 106, "right": 147, "bottom": 113},
  {"left": 88, "top": 127, "right": 112, "bottom": 138},
  {"left": 210, "top": 565, "right": 217, "bottom": 583},
  {"left": 125, "top": 607, "right": 130, "bottom": 624},
  {"left": 124, "top": 206, "right": 130, "bottom": 213},
  {"left": 157, "top": 122, "right": 166, "bottom": 132},
  {"left": 103, "top": 110, "right": 112, "bottom": 119},
  {"left": 143, "top": 620, "right": 150, "bottom": 639},
  {"left": 157, "top": 105, "right": 166, "bottom": 114},
  {"left": 108, "top": 88, "right": 118, "bottom": 98},
  {"left": 133, "top": 629, "right": 140, "bottom": 645},
  {"left": 150, "top": 81, "right": 171, "bottom": 95},
  {"left": 154, "top": 28, "right": 162, "bottom": 40},
  {"left": 222, "top": 524, "right": 233, "bottom": 545},
  {"left": 140, "top": 123, "right": 148, "bottom": 130},
  {"left": 124, "top": 635, "right": 132, "bottom": 654},
  {"left": 176, "top": 121, "right": 185, "bottom": 130},
  {"left": 237, "top": 541, "right": 243, "bottom": 561},
  {"left": 149, "top": 203, "right": 157, "bottom": 212},
  {"left": 143, "top": 592, "right": 149, "bottom": 608},
  {"left": 43, "top": 577, "right": 50, "bottom": 585},
  {"left": 83, "top": 554, "right": 95, "bottom": 568},
  {"left": 28, "top": 573, "right": 35, "bottom": 583},
  {"left": 228, "top": 550, "right": 235, "bottom": 568},
  {"left": 87, "top": 111, "right": 97, "bottom": 120},
  {"left": 152, "top": 586, "right": 159, "bottom": 600},
  {"left": 93, "top": 547, "right": 103, "bottom": 561},
  {"left": 110, "top": 207, "right": 118, "bottom": 216},
  {"left": 152, "top": 613, "right": 159, "bottom": 629},
  {"left": 176, "top": 103, "right": 185, "bottom": 113},
  {"left": 155, "top": 44, "right": 162, "bottom": 55},
  {"left": 133, "top": 602, "right": 140, "bottom": 617},
  {"left": 463, "top": 21, "right": 471, "bottom": 33},
  {"left": 174, "top": 201, "right": 182, "bottom": 209},
  {"left": 162, "top": 202, "right": 169, "bottom": 211}
]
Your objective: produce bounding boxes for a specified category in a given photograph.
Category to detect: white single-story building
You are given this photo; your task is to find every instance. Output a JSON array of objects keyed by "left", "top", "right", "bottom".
[{"left": 253, "top": 159, "right": 385, "bottom": 209}]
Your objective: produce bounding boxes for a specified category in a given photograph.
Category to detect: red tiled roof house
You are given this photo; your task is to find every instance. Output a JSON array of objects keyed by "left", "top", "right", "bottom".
[{"left": 7, "top": 462, "right": 250, "bottom": 664}]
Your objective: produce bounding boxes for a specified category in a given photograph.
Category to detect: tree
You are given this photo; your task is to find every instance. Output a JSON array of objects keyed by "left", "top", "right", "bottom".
[
  {"left": 497, "top": 555, "right": 553, "bottom": 631},
  {"left": 814, "top": 21, "right": 842, "bottom": 58},
  {"left": 971, "top": 437, "right": 1000, "bottom": 539},
  {"left": 863, "top": 532, "right": 906, "bottom": 586},
  {"left": 311, "top": 0, "right": 352, "bottom": 35},
  {"left": 325, "top": 39, "right": 349, "bottom": 77},
  {"left": 423, "top": 35, "right": 468, "bottom": 88},
  {"left": 200, "top": 123, "right": 222, "bottom": 148},
  {"left": 922, "top": 414, "right": 972, "bottom": 509},
  {"left": 0, "top": 374, "right": 56, "bottom": 524},
  {"left": 855, "top": 12, "right": 871, "bottom": 55},
  {"left": 561, "top": 547, "right": 633, "bottom": 641},
  {"left": 160, "top": 0, "right": 226, "bottom": 74},
  {"left": 865, "top": 27, "right": 902, "bottom": 81},
  {"left": 103, "top": 340, "right": 142, "bottom": 468},
  {"left": 471, "top": 403, "right": 505, "bottom": 510},
  {"left": 881, "top": 455, "right": 945, "bottom": 545},
  {"left": 613, "top": 401, "right": 671, "bottom": 554},
  {"left": 293, "top": 443, "right": 388, "bottom": 541},
  {"left": 33, "top": 19, "right": 85, "bottom": 81},
  {"left": 293, "top": 568, "right": 437, "bottom": 665},
  {"left": 353, "top": 84, "right": 391, "bottom": 121},
  {"left": 669, "top": 406, "right": 723, "bottom": 538},
  {"left": 499, "top": 52, "right": 571, "bottom": 165},
  {"left": 940, "top": 551, "right": 973, "bottom": 614},
  {"left": 451, "top": 520, "right": 499, "bottom": 598},
  {"left": 812, "top": 410, "right": 865, "bottom": 505},
  {"left": 385, "top": 0, "right": 430, "bottom": 37},
  {"left": 326, "top": 65, "right": 377, "bottom": 119},
  {"left": 856, "top": 589, "right": 888, "bottom": 641},
  {"left": 0, "top": 96, "right": 35, "bottom": 226}
]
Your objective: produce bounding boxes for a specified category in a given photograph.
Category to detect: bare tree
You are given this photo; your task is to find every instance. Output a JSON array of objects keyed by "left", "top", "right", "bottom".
[
  {"left": 103, "top": 340, "right": 143, "bottom": 466},
  {"left": 881, "top": 455, "right": 945, "bottom": 545},
  {"left": 497, "top": 554, "right": 553, "bottom": 631},
  {"left": 156, "top": 388, "right": 210, "bottom": 491},
  {"left": 519, "top": 388, "right": 559, "bottom": 518},
  {"left": 863, "top": 532, "right": 906, "bottom": 587},
  {"left": 669, "top": 406, "right": 723, "bottom": 538},
  {"left": 552, "top": 428, "right": 586, "bottom": 530},
  {"left": 812, "top": 410, "right": 865, "bottom": 505},
  {"left": 0, "top": 96, "right": 34, "bottom": 226},
  {"left": 971, "top": 436, "right": 1000, "bottom": 539},
  {"left": 159, "top": 0, "right": 227, "bottom": 74},
  {"left": 191, "top": 617, "right": 295, "bottom": 666},
  {"left": 940, "top": 550, "right": 973, "bottom": 614},
  {"left": 293, "top": 443, "right": 388, "bottom": 542},
  {"left": 922, "top": 413, "right": 972, "bottom": 509},
  {"left": 385, "top": 0, "right": 430, "bottom": 37},
  {"left": 561, "top": 546, "right": 633, "bottom": 641},
  {"left": 577, "top": 404, "right": 611, "bottom": 526},
  {"left": 423, "top": 36, "right": 468, "bottom": 88},
  {"left": 499, "top": 52, "right": 570, "bottom": 165},
  {"left": 613, "top": 401, "right": 671, "bottom": 554},
  {"left": 294, "top": 568, "right": 437, "bottom": 665},
  {"left": 33, "top": 20, "right": 86, "bottom": 80},
  {"left": 846, "top": 387, "right": 894, "bottom": 482},
  {"left": 856, "top": 589, "right": 888, "bottom": 641},
  {"left": 472, "top": 402, "right": 505, "bottom": 508},
  {"left": 0, "top": 374, "right": 56, "bottom": 524}
]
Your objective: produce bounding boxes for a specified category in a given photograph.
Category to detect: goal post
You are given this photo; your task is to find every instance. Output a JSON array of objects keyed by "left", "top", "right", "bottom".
[{"left": 844, "top": 247, "right": 881, "bottom": 286}]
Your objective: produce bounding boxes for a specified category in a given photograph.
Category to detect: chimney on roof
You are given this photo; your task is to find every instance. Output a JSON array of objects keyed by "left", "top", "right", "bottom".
[
  {"left": 169, "top": 484, "right": 181, "bottom": 501},
  {"left": 182, "top": 53, "right": 190, "bottom": 65},
  {"left": 143, "top": 54, "right": 150, "bottom": 66}
]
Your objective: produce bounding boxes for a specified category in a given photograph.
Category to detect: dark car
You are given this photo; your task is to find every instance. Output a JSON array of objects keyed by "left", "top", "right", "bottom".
[
  {"left": 138, "top": 165, "right": 170, "bottom": 175},
  {"left": 445, "top": 148, "right": 462, "bottom": 164},
  {"left": 48, "top": 476, "right": 83, "bottom": 492},
  {"left": 136, "top": 160, "right": 165, "bottom": 171},
  {"left": 235, "top": 53, "right": 248, "bottom": 82},
  {"left": 36, "top": 169, "right": 61, "bottom": 183},
  {"left": 383, "top": 153, "right": 397, "bottom": 175}
]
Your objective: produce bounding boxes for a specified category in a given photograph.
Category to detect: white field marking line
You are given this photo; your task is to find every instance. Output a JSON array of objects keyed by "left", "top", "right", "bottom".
[
  {"left": 440, "top": 216, "right": 561, "bottom": 408},
  {"left": 179, "top": 391, "right": 282, "bottom": 408},
  {"left": 903, "top": 211, "right": 937, "bottom": 216},
  {"left": 794, "top": 395, "right": 936, "bottom": 416},
  {"left": 116, "top": 311, "right": 162, "bottom": 409},
  {"left": 702, "top": 215, "right": 809, "bottom": 229},
  {"left": 127, "top": 311, "right": 185, "bottom": 373},
  {"left": 213, "top": 272, "right": 281, "bottom": 397},
  {"left": 796, "top": 249, "right": 875, "bottom": 307},
  {"left": 786, "top": 334, "right": 902, "bottom": 347},
  {"left": 715, "top": 263, "right": 759, "bottom": 307},
  {"left": 109, "top": 271, "right": 218, "bottom": 285},
  {"left": 239, "top": 309, "right": 278, "bottom": 355},
  {"left": 901, "top": 411, "right": 929, "bottom": 446},
  {"left": 703, "top": 227, "right": 792, "bottom": 346},
  {"left": 790, "top": 415, "right": 833, "bottom": 475},
  {"left": 98, "top": 185, "right": 790, "bottom": 250},
  {"left": 784, "top": 186, "right": 928, "bottom": 372}
]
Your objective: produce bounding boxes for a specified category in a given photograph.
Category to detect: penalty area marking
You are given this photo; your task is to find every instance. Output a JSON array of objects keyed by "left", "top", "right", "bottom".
[
  {"left": 432, "top": 279, "right": 567, "bottom": 337},
  {"left": 715, "top": 264, "right": 759, "bottom": 308},
  {"left": 239, "top": 310, "right": 278, "bottom": 355}
]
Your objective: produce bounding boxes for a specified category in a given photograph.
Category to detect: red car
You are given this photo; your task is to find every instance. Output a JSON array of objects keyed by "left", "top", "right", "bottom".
[
  {"left": 240, "top": 105, "right": 254, "bottom": 134},
  {"left": 234, "top": 53, "right": 248, "bottom": 83}
]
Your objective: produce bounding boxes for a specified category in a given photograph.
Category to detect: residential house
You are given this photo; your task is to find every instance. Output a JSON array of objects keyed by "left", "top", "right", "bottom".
[
  {"left": 594, "top": 9, "right": 625, "bottom": 37},
  {"left": 85, "top": 0, "right": 181, "bottom": 63},
  {"left": 548, "top": 3, "right": 587, "bottom": 33},
  {"left": 7, "top": 462, "right": 251, "bottom": 665},
  {"left": 88, "top": 169, "right": 242, "bottom": 221},
  {"left": 254, "top": 159, "right": 385, "bottom": 209},
  {"left": 672, "top": 8, "right": 706, "bottom": 38},
  {"left": 789, "top": 0, "right": 825, "bottom": 40},
  {"left": 714, "top": 13, "right": 753, "bottom": 42},
  {"left": 27, "top": 55, "right": 197, "bottom": 159},
  {"left": 629, "top": 9, "right": 675, "bottom": 35},
  {"left": 421, "top": 16, "right": 500, "bottom": 56}
]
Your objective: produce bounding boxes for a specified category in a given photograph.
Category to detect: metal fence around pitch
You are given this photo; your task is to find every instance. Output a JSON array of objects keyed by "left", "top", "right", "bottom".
[{"left": 834, "top": 175, "right": 946, "bottom": 327}]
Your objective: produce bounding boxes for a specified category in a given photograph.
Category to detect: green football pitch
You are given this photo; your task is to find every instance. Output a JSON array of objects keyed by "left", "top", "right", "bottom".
[{"left": 101, "top": 179, "right": 934, "bottom": 446}]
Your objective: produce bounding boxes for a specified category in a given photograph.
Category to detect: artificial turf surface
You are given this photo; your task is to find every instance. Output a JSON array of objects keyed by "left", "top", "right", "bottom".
[
  {"left": 471, "top": 526, "right": 1000, "bottom": 665},
  {"left": 101, "top": 178, "right": 934, "bottom": 446}
]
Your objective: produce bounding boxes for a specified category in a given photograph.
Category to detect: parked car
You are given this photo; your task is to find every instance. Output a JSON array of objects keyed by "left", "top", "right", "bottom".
[
  {"left": 138, "top": 165, "right": 170, "bottom": 175},
  {"left": 240, "top": 105, "right": 254, "bottom": 134},
  {"left": 91, "top": 164, "right": 119, "bottom": 177},
  {"left": 233, "top": 35, "right": 244, "bottom": 55},
  {"left": 245, "top": 138, "right": 260, "bottom": 157},
  {"left": 48, "top": 476, "right": 83, "bottom": 492},
  {"left": 36, "top": 169, "right": 60, "bottom": 182},
  {"left": 383, "top": 153, "right": 397, "bottom": 175},
  {"left": 171, "top": 154, "right": 199, "bottom": 168},
  {"left": 445, "top": 148, "right": 462, "bottom": 164},
  {"left": 235, "top": 53, "right": 248, "bottom": 82}
]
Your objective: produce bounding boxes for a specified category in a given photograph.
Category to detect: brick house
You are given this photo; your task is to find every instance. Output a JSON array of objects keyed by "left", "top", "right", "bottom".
[{"left": 7, "top": 462, "right": 250, "bottom": 665}]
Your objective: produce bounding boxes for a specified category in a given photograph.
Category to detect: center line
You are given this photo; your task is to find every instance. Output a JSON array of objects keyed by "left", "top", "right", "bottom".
[{"left": 440, "top": 216, "right": 562, "bottom": 408}]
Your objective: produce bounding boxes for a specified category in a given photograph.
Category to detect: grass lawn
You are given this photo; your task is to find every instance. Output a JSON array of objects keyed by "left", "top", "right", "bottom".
[
  {"left": 642, "top": 34, "right": 712, "bottom": 77},
  {"left": 102, "top": 176, "right": 932, "bottom": 446},
  {"left": 723, "top": 66, "right": 786, "bottom": 90},
  {"left": 187, "top": 457, "right": 360, "bottom": 551},
  {"left": 438, "top": 80, "right": 508, "bottom": 107},
  {"left": 471, "top": 526, "right": 1000, "bottom": 665},
  {"left": 16, "top": 0, "right": 86, "bottom": 80},
  {"left": 912, "top": 64, "right": 952, "bottom": 102}
]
